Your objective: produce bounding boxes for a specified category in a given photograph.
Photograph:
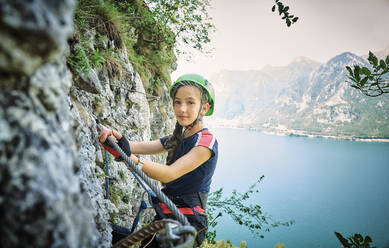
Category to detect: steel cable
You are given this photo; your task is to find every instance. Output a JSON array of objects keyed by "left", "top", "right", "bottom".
[{"left": 96, "top": 122, "right": 190, "bottom": 226}]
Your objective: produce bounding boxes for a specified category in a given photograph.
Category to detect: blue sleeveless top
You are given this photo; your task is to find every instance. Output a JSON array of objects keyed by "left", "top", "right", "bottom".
[{"left": 159, "top": 128, "right": 218, "bottom": 196}]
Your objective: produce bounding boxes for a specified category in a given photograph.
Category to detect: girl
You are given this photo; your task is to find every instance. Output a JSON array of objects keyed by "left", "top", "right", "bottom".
[{"left": 98, "top": 74, "right": 218, "bottom": 247}]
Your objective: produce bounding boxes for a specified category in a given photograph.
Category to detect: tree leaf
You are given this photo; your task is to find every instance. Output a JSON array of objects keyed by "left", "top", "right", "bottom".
[
  {"left": 292, "top": 17, "right": 299, "bottom": 22},
  {"left": 373, "top": 58, "right": 379, "bottom": 68},
  {"left": 286, "top": 19, "right": 291, "bottom": 27},
  {"left": 334, "top": 232, "right": 352, "bottom": 247},
  {"left": 380, "top": 59, "right": 386, "bottom": 70},
  {"left": 368, "top": 51, "right": 378, "bottom": 66},
  {"left": 272, "top": 5, "right": 276, "bottom": 12},
  {"left": 360, "top": 67, "right": 371, "bottom": 76},
  {"left": 346, "top": 66, "right": 353, "bottom": 75},
  {"left": 278, "top": 5, "right": 283, "bottom": 15},
  {"left": 348, "top": 76, "right": 357, "bottom": 83},
  {"left": 284, "top": 6, "right": 289, "bottom": 12},
  {"left": 354, "top": 65, "right": 361, "bottom": 81},
  {"left": 360, "top": 77, "right": 368, "bottom": 87},
  {"left": 364, "top": 235, "right": 372, "bottom": 243},
  {"left": 354, "top": 234, "right": 363, "bottom": 243},
  {"left": 386, "top": 55, "right": 389, "bottom": 65}
]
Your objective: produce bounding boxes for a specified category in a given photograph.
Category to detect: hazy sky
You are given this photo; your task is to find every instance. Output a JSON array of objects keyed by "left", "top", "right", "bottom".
[{"left": 172, "top": 0, "right": 389, "bottom": 80}]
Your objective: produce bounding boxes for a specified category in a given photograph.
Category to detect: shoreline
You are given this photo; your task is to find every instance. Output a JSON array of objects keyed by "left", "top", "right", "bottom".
[
  {"left": 208, "top": 124, "right": 389, "bottom": 143},
  {"left": 259, "top": 129, "right": 389, "bottom": 143}
]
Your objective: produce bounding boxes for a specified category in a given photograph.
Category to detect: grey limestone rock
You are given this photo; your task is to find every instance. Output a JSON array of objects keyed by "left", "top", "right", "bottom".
[
  {"left": 0, "top": 61, "right": 99, "bottom": 247},
  {"left": 0, "top": 0, "right": 75, "bottom": 76},
  {"left": 0, "top": 0, "right": 176, "bottom": 247},
  {"left": 0, "top": 0, "right": 100, "bottom": 247}
]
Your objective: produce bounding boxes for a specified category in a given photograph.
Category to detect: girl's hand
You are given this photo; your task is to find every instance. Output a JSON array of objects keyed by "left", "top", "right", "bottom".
[
  {"left": 98, "top": 126, "right": 130, "bottom": 160},
  {"left": 98, "top": 125, "right": 122, "bottom": 143}
]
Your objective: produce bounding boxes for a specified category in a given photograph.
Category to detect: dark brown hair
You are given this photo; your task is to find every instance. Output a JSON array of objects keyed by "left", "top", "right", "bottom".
[{"left": 165, "top": 122, "right": 183, "bottom": 165}]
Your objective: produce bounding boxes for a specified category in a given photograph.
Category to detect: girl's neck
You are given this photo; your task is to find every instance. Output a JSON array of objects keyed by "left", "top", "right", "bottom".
[{"left": 183, "top": 121, "right": 204, "bottom": 138}]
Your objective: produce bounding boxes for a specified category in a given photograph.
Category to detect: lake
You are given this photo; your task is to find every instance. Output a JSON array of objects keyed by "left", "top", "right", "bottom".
[{"left": 209, "top": 128, "right": 389, "bottom": 248}]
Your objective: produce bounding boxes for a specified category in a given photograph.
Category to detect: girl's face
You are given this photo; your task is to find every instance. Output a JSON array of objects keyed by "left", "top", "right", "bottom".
[{"left": 173, "top": 85, "right": 209, "bottom": 127}]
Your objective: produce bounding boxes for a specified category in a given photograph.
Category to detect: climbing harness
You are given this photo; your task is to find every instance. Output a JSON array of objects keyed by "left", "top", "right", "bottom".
[{"left": 96, "top": 119, "right": 196, "bottom": 247}]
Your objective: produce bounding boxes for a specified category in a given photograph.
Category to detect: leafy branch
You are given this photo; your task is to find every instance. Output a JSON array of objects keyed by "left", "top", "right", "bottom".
[
  {"left": 271, "top": 0, "right": 299, "bottom": 27},
  {"left": 142, "top": 0, "right": 216, "bottom": 57},
  {"left": 346, "top": 51, "right": 389, "bottom": 97},
  {"left": 335, "top": 232, "right": 377, "bottom": 248},
  {"left": 206, "top": 175, "right": 294, "bottom": 243}
]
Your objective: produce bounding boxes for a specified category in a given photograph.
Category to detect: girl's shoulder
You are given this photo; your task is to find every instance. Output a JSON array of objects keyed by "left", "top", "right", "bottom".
[{"left": 194, "top": 128, "right": 217, "bottom": 150}]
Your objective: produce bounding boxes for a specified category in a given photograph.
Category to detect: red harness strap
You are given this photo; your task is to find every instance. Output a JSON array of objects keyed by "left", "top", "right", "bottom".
[{"left": 158, "top": 203, "right": 205, "bottom": 215}]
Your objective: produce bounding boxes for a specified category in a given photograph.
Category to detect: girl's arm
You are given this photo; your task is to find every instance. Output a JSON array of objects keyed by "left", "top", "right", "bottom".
[
  {"left": 98, "top": 125, "right": 165, "bottom": 155},
  {"left": 130, "top": 140, "right": 165, "bottom": 155},
  {"left": 99, "top": 125, "right": 212, "bottom": 182},
  {"left": 138, "top": 146, "right": 212, "bottom": 183}
]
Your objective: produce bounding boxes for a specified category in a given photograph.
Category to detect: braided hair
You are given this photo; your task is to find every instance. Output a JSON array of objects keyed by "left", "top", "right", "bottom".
[{"left": 163, "top": 81, "right": 209, "bottom": 165}]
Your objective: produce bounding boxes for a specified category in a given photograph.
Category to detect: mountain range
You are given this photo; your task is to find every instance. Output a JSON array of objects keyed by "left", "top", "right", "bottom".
[{"left": 209, "top": 50, "right": 389, "bottom": 139}]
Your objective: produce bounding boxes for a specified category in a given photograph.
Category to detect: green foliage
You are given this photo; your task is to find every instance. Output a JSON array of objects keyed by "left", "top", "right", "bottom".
[
  {"left": 141, "top": 218, "right": 151, "bottom": 227},
  {"left": 66, "top": 46, "right": 91, "bottom": 75},
  {"left": 206, "top": 176, "right": 294, "bottom": 242},
  {"left": 109, "top": 184, "right": 121, "bottom": 206},
  {"left": 70, "top": 0, "right": 215, "bottom": 96},
  {"left": 113, "top": 0, "right": 175, "bottom": 86},
  {"left": 108, "top": 152, "right": 114, "bottom": 164},
  {"left": 274, "top": 242, "right": 286, "bottom": 248},
  {"left": 74, "top": 0, "right": 124, "bottom": 47},
  {"left": 69, "top": 0, "right": 166, "bottom": 95},
  {"left": 96, "top": 173, "right": 106, "bottom": 178},
  {"left": 206, "top": 211, "right": 222, "bottom": 243},
  {"left": 66, "top": 35, "right": 113, "bottom": 76},
  {"left": 335, "top": 232, "right": 376, "bottom": 248},
  {"left": 114, "top": 0, "right": 214, "bottom": 92},
  {"left": 346, "top": 51, "right": 389, "bottom": 97},
  {"left": 89, "top": 48, "right": 106, "bottom": 68},
  {"left": 201, "top": 239, "right": 247, "bottom": 248},
  {"left": 144, "top": 0, "right": 215, "bottom": 57},
  {"left": 121, "top": 194, "right": 131, "bottom": 203},
  {"left": 119, "top": 170, "right": 126, "bottom": 180},
  {"left": 68, "top": 0, "right": 124, "bottom": 75},
  {"left": 272, "top": 0, "right": 299, "bottom": 27}
]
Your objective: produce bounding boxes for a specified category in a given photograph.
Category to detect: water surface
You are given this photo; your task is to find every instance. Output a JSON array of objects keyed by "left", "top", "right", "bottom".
[{"left": 210, "top": 128, "right": 389, "bottom": 248}]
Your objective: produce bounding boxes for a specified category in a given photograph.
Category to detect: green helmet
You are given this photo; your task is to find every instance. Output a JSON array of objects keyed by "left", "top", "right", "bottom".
[{"left": 169, "top": 74, "right": 215, "bottom": 116}]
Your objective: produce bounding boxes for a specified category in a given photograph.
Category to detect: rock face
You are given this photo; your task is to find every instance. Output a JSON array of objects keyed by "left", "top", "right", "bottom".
[
  {"left": 0, "top": 0, "right": 174, "bottom": 247},
  {"left": 0, "top": 0, "right": 75, "bottom": 76},
  {"left": 69, "top": 44, "right": 173, "bottom": 246},
  {"left": 0, "top": 0, "right": 100, "bottom": 247}
]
